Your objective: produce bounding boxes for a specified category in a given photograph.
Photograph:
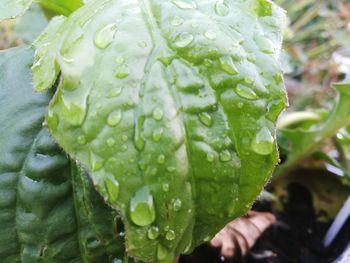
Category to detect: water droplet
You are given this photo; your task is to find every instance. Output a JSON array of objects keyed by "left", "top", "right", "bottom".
[
  {"left": 251, "top": 127, "right": 274, "bottom": 155},
  {"left": 77, "top": 135, "right": 86, "bottom": 145},
  {"left": 157, "top": 244, "right": 168, "bottom": 260},
  {"left": 105, "top": 176, "right": 119, "bottom": 203},
  {"left": 115, "top": 69, "right": 130, "bottom": 79},
  {"left": 220, "top": 56, "right": 238, "bottom": 75},
  {"left": 148, "top": 226, "right": 160, "bottom": 240},
  {"left": 167, "top": 166, "right": 176, "bottom": 172},
  {"left": 234, "top": 84, "right": 257, "bottom": 100},
  {"left": 153, "top": 128, "right": 164, "bottom": 141},
  {"left": 172, "top": 0, "right": 197, "bottom": 9},
  {"left": 153, "top": 108, "right": 164, "bottom": 121},
  {"left": 138, "top": 163, "right": 147, "bottom": 173},
  {"left": 107, "top": 138, "right": 116, "bottom": 147},
  {"left": 60, "top": 91, "right": 87, "bottom": 126},
  {"left": 116, "top": 56, "right": 125, "bottom": 64},
  {"left": 157, "top": 154, "right": 165, "bottom": 164},
  {"left": 174, "top": 32, "right": 194, "bottom": 48},
  {"left": 134, "top": 115, "right": 145, "bottom": 151},
  {"left": 120, "top": 144, "right": 128, "bottom": 152},
  {"left": 220, "top": 150, "right": 231, "bottom": 162},
  {"left": 172, "top": 198, "right": 182, "bottom": 211},
  {"left": 198, "top": 112, "right": 213, "bottom": 127},
  {"left": 206, "top": 152, "right": 215, "bottom": 163},
  {"left": 215, "top": 1, "right": 229, "bottom": 16},
  {"left": 138, "top": 41, "right": 147, "bottom": 48},
  {"left": 165, "top": 230, "right": 176, "bottom": 241},
  {"left": 170, "top": 16, "right": 184, "bottom": 26},
  {"left": 94, "top": 23, "right": 118, "bottom": 49},
  {"left": 254, "top": 35, "right": 274, "bottom": 54},
  {"left": 130, "top": 187, "right": 156, "bottom": 226},
  {"left": 61, "top": 55, "right": 74, "bottom": 64},
  {"left": 107, "top": 86, "right": 122, "bottom": 98},
  {"left": 151, "top": 167, "right": 158, "bottom": 175},
  {"left": 162, "top": 183, "right": 170, "bottom": 192},
  {"left": 107, "top": 110, "right": 122, "bottom": 127},
  {"left": 204, "top": 30, "right": 217, "bottom": 40},
  {"left": 89, "top": 152, "right": 103, "bottom": 172}
]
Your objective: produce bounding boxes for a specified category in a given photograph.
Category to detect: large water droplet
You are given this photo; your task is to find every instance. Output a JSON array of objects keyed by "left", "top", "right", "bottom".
[
  {"left": 107, "top": 110, "right": 122, "bottom": 127},
  {"left": 147, "top": 226, "right": 160, "bottom": 240},
  {"left": 129, "top": 187, "right": 156, "bottom": 226},
  {"left": 220, "top": 150, "right": 231, "bottom": 162},
  {"left": 234, "top": 84, "right": 257, "bottom": 100},
  {"left": 251, "top": 127, "right": 274, "bottom": 155},
  {"left": 204, "top": 30, "right": 217, "bottom": 40},
  {"left": 153, "top": 128, "right": 164, "bottom": 141},
  {"left": 172, "top": 0, "right": 197, "bottom": 9},
  {"left": 94, "top": 23, "right": 118, "bottom": 49},
  {"left": 172, "top": 198, "right": 182, "bottom": 211},
  {"left": 198, "top": 112, "right": 213, "bottom": 127},
  {"left": 220, "top": 56, "right": 238, "bottom": 75},
  {"left": 77, "top": 135, "right": 86, "bottom": 145},
  {"left": 165, "top": 230, "right": 176, "bottom": 241},
  {"left": 105, "top": 176, "right": 119, "bottom": 203},
  {"left": 153, "top": 108, "right": 164, "bottom": 121},
  {"left": 157, "top": 244, "right": 168, "bottom": 260},
  {"left": 215, "top": 1, "right": 229, "bottom": 16},
  {"left": 174, "top": 32, "right": 194, "bottom": 48},
  {"left": 171, "top": 16, "right": 184, "bottom": 26}
]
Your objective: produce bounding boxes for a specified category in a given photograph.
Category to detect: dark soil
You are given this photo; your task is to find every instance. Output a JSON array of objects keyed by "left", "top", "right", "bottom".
[{"left": 180, "top": 182, "right": 350, "bottom": 263}]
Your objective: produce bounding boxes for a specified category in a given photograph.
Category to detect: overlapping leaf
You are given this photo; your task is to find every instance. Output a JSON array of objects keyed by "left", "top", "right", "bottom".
[
  {"left": 0, "top": 0, "right": 83, "bottom": 20},
  {"left": 32, "top": 0, "right": 287, "bottom": 262},
  {"left": 0, "top": 46, "right": 125, "bottom": 262}
]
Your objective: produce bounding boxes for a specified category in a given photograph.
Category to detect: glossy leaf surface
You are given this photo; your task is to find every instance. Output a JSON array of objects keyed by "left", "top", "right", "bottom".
[
  {"left": 32, "top": 0, "right": 287, "bottom": 262},
  {"left": 0, "top": 46, "right": 124, "bottom": 262}
]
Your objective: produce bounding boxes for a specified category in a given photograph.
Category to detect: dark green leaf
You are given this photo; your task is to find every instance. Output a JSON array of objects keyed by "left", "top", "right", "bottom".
[
  {"left": 0, "top": 46, "right": 126, "bottom": 262},
  {"left": 32, "top": 1, "right": 287, "bottom": 262}
]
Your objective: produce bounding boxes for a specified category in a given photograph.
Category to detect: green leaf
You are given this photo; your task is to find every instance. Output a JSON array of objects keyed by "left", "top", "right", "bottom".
[
  {"left": 0, "top": 0, "right": 33, "bottom": 20},
  {"left": 277, "top": 83, "right": 350, "bottom": 176},
  {"left": 32, "top": 0, "right": 287, "bottom": 262},
  {"left": 13, "top": 3, "right": 48, "bottom": 44},
  {"left": 0, "top": 46, "right": 127, "bottom": 262},
  {"left": 36, "top": 0, "right": 84, "bottom": 17}
]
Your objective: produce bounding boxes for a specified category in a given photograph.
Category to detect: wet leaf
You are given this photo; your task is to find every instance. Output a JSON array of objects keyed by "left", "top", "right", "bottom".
[{"left": 32, "top": 0, "right": 287, "bottom": 262}]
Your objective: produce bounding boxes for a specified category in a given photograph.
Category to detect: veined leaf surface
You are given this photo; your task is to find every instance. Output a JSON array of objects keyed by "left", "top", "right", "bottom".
[
  {"left": 32, "top": 0, "right": 287, "bottom": 262},
  {"left": 0, "top": 46, "right": 125, "bottom": 262}
]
